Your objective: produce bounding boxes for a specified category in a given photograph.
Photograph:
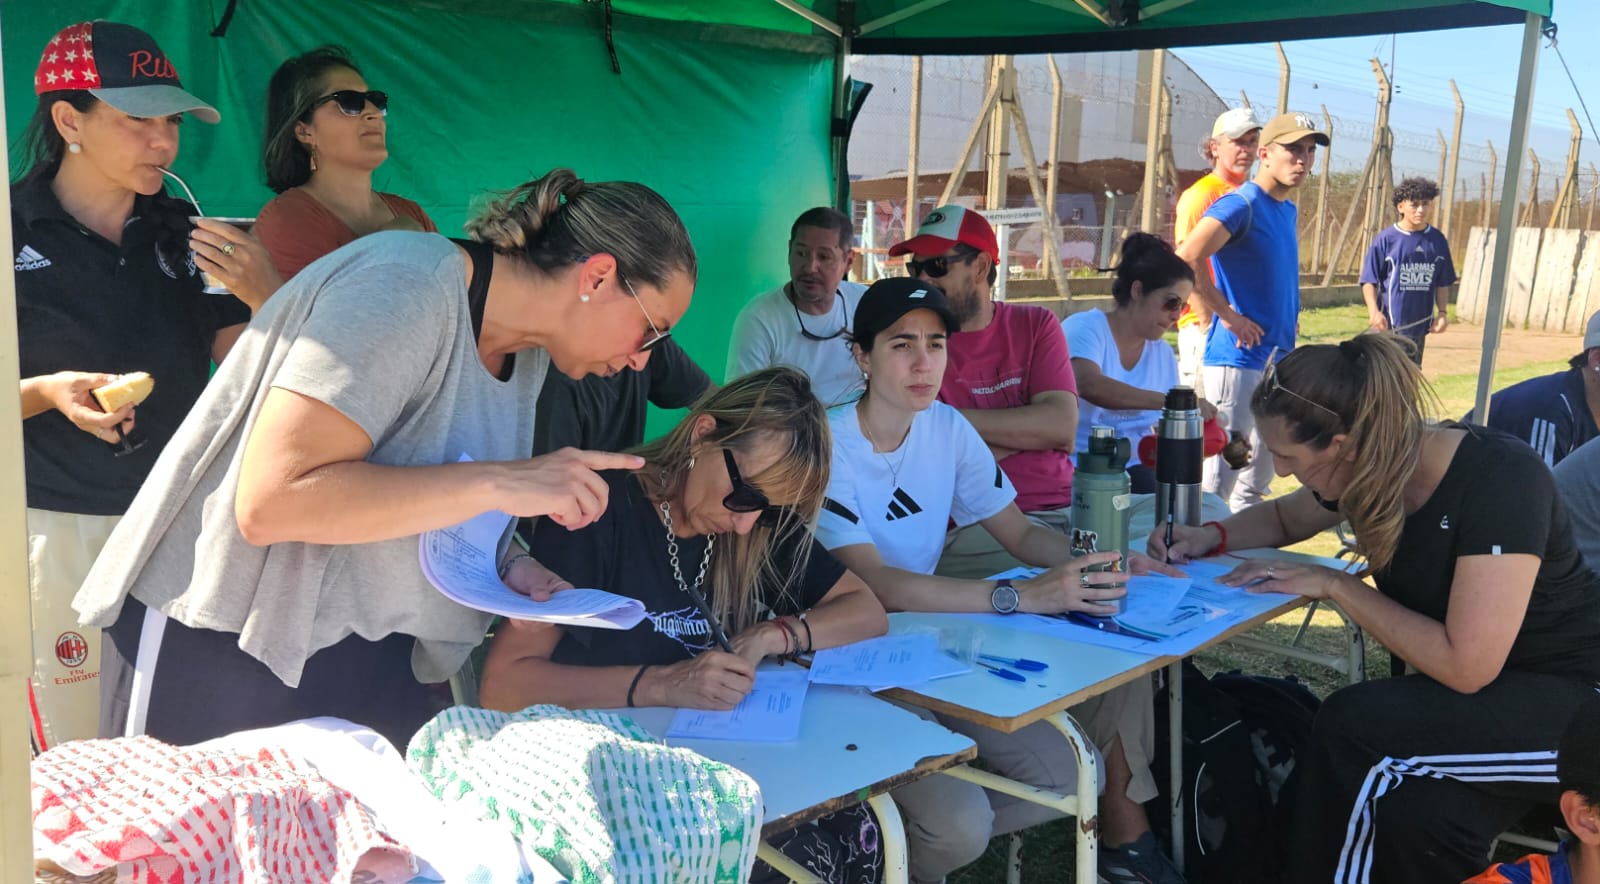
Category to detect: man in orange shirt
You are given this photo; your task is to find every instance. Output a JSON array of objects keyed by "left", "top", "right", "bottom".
[{"left": 1172, "top": 107, "right": 1259, "bottom": 397}]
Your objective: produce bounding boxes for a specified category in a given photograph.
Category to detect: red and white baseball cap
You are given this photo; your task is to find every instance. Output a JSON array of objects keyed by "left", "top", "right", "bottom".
[
  {"left": 889, "top": 205, "right": 1000, "bottom": 261},
  {"left": 34, "top": 21, "right": 219, "bottom": 124}
]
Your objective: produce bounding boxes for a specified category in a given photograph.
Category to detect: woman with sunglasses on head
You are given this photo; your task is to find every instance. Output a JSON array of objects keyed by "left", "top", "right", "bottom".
[
  {"left": 817, "top": 278, "right": 1187, "bottom": 884},
  {"left": 1063, "top": 233, "right": 1218, "bottom": 495},
  {"left": 1149, "top": 333, "right": 1600, "bottom": 884},
  {"left": 78, "top": 168, "right": 695, "bottom": 751},
  {"left": 481, "top": 367, "right": 890, "bottom": 883},
  {"left": 15, "top": 21, "right": 281, "bottom": 750},
  {"left": 254, "top": 46, "right": 434, "bottom": 280}
]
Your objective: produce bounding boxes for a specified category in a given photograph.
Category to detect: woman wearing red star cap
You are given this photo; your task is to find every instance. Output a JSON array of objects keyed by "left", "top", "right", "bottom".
[{"left": 14, "top": 20, "right": 280, "bottom": 750}]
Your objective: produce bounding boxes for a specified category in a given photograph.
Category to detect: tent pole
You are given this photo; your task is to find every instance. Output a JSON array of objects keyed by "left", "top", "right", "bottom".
[
  {"left": 831, "top": 2, "right": 855, "bottom": 212},
  {"left": 1474, "top": 11, "right": 1545, "bottom": 421},
  {"left": 0, "top": 13, "right": 33, "bottom": 880}
]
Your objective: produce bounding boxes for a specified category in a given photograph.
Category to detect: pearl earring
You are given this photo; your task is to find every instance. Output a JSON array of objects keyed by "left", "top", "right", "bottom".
[
  {"left": 67, "top": 142, "right": 82, "bottom": 154},
  {"left": 580, "top": 294, "right": 590, "bottom": 303}
]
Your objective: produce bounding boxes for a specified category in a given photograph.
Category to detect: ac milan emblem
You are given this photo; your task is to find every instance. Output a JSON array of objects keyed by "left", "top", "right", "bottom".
[{"left": 55, "top": 631, "right": 88, "bottom": 668}]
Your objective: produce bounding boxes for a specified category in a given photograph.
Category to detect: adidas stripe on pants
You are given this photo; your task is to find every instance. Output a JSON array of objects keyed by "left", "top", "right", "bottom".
[{"left": 1285, "top": 671, "right": 1599, "bottom": 884}]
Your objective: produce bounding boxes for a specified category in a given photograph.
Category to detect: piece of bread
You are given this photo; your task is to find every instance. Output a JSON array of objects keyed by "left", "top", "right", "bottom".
[{"left": 91, "top": 372, "right": 154, "bottom": 413}]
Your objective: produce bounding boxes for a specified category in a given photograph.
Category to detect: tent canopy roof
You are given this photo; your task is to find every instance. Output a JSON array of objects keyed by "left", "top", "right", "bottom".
[{"left": 504, "top": 0, "right": 1548, "bottom": 53}]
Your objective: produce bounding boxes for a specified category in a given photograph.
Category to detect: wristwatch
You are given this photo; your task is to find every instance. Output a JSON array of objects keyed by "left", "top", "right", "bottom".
[{"left": 991, "top": 579, "right": 1020, "bottom": 614}]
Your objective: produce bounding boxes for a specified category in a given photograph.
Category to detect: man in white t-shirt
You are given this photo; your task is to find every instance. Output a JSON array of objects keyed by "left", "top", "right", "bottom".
[{"left": 726, "top": 207, "right": 867, "bottom": 405}]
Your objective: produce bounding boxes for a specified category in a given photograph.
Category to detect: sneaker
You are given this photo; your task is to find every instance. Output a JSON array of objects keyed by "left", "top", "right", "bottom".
[{"left": 1098, "top": 831, "right": 1185, "bottom": 884}]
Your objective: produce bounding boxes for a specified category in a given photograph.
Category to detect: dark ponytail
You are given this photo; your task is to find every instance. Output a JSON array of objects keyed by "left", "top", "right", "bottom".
[{"left": 1112, "top": 232, "right": 1193, "bottom": 307}]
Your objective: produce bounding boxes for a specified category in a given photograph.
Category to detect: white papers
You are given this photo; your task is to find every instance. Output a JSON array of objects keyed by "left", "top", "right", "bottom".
[
  {"left": 418, "top": 506, "right": 644, "bottom": 629},
  {"left": 666, "top": 668, "right": 810, "bottom": 742},
  {"left": 1114, "top": 575, "right": 1193, "bottom": 635},
  {"left": 807, "top": 633, "right": 970, "bottom": 689}
]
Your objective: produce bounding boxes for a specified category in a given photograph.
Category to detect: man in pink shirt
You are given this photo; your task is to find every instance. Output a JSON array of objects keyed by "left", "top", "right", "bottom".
[{"left": 890, "top": 206, "right": 1081, "bottom": 578}]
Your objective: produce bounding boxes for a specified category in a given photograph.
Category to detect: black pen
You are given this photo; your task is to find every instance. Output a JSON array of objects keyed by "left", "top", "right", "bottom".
[
  {"left": 680, "top": 581, "right": 736, "bottom": 653},
  {"left": 1163, "top": 483, "right": 1177, "bottom": 563}
]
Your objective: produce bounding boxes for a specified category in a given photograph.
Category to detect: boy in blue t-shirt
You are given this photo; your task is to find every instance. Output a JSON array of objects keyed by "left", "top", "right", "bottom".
[
  {"left": 1177, "top": 111, "right": 1328, "bottom": 511},
  {"left": 1360, "top": 177, "right": 1457, "bottom": 364}
]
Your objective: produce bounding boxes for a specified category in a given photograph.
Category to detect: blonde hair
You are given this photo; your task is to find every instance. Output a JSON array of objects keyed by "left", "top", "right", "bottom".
[
  {"left": 464, "top": 168, "right": 696, "bottom": 291},
  {"left": 1251, "top": 333, "right": 1439, "bottom": 572},
  {"left": 632, "top": 367, "right": 831, "bottom": 632}
]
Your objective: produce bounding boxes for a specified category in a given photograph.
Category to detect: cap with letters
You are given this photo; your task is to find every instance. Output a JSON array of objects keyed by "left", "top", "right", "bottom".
[
  {"left": 889, "top": 205, "right": 1000, "bottom": 262},
  {"left": 1260, "top": 111, "right": 1330, "bottom": 147},
  {"left": 851, "top": 276, "right": 959, "bottom": 344}
]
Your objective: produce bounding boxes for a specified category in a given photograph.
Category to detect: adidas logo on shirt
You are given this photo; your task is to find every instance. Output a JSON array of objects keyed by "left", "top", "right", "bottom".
[
  {"left": 14, "top": 245, "right": 51, "bottom": 271},
  {"left": 885, "top": 488, "right": 923, "bottom": 521}
]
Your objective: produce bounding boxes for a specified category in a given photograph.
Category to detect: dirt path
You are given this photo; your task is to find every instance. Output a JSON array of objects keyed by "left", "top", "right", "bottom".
[{"left": 1422, "top": 320, "right": 1583, "bottom": 379}]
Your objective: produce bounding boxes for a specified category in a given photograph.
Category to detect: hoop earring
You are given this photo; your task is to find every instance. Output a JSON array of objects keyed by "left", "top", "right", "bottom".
[
  {"left": 66, "top": 142, "right": 82, "bottom": 154},
  {"left": 687, "top": 456, "right": 696, "bottom": 470}
]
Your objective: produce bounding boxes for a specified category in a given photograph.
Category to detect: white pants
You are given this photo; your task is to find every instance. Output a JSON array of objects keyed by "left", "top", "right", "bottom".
[
  {"left": 1202, "top": 365, "right": 1275, "bottom": 511},
  {"left": 27, "top": 507, "right": 119, "bottom": 750},
  {"left": 1176, "top": 323, "right": 1208, "bottom": 399}
]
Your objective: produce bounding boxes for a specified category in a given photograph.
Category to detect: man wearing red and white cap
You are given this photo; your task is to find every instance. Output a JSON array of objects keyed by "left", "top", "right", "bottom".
[
  {"left": 890, "top": 206, "right": 1079, "bottom": 577},
  {"left": 1174, "top": 107, "right": 1260, "bottom": 396}
]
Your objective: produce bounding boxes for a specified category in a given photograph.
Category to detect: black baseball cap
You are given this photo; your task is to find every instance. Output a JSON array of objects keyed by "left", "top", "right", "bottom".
[
  {"left": 34, "top": 21, "right": 219, "bottom": 123},
  {"left": 1559, "top": 695, "right": 1600, "bottom": 792},
  {"left": 851, "top": 277, "right": 959, "bottom": 345}
]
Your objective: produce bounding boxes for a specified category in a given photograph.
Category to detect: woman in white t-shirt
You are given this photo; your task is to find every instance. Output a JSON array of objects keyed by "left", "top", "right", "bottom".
[
  {"left": 817, "top": 277, "right": 1187, "bottom": 884},
  {"left": 1063, "top": 233, "right": 1216, "bottom": 493}
]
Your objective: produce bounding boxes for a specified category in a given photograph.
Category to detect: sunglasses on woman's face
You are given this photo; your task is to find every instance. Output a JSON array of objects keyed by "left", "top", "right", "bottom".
[
  {"left": 721, "top": 448, "right": 781, "bottom": 526},
  {"left": 312, "top": 89, "right": 389, "bottom": 117}
]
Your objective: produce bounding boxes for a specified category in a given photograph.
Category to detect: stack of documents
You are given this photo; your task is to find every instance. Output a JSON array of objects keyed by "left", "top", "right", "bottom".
[
  {"left": 666, "top": 668, "right": 810, "bottom": 741},
  {"left": 807, "top": 633, "right": 971, "bottom": 691},
  {"left": 419, "top": 508, "right": 645, "bottom": 628}
]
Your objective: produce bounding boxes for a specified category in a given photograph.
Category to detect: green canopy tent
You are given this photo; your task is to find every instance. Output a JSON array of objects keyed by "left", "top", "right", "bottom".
[{"left": 0, "top": 2, "right": 1551, "bottom": 875}]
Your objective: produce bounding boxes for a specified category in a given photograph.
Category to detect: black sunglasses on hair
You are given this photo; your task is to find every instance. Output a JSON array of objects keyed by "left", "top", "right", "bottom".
[
  {"left": 311, "top": 89, "right": 388, "bottom": 117},
  {"left": 906, "top": 246, "right": 978, "bottom": 280},
  {"left": 1262, "top": 347, "right": 1342, "bottom": 421},
  {"left": 721, "top": 448, "right": 782, "bottom": 526}
]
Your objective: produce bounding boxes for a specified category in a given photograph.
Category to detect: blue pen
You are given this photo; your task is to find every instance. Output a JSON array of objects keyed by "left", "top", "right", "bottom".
[
  {"left": 976, "top": 661, "right": 1028, "bottom": 682},
  {"left": 979, "top": 654, "right": 1049, "bottom": 672}
]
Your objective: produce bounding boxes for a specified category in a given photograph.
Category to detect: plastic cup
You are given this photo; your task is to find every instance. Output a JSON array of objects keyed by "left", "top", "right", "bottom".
[
  {"left": 937, "top": 625, "right": 985, "bottom": 665},
  {"left": 188, "top": 216, "right": 257, "bottom": 295}
]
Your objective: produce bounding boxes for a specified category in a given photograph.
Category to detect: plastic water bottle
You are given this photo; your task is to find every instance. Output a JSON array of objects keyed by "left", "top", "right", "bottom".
[{"left": 1072, "top": 426, "right": 1132, "bottom": 615}]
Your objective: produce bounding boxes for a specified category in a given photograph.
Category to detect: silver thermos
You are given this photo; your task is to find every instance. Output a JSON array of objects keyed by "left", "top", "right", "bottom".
[{"left": 1154, "top": 387, "right": 1204, "bottom": 529}]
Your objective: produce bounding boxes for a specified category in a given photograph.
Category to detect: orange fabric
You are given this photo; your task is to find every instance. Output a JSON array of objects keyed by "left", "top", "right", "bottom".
[
  {"left": 1173, "top": 172, "right": 1239, "bottom": 329},
  {"left": 1463, "top": 852, "right": 1557, "bottom": 884},
  {"left": 254, "top": 188, "right": 438, "bottom": 280}
]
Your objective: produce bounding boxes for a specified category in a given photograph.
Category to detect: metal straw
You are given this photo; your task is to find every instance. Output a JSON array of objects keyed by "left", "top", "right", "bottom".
[{"left": 158, "top": 166, "right": 204, "bottom": 217}]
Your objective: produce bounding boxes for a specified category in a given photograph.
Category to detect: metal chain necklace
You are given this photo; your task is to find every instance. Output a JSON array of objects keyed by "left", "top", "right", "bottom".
[
  {"left": 660, "top": 501, "right": 715, "bottom": 600},
  {"left": 856, "top": 404, "right": 910, "bottom": 486}
]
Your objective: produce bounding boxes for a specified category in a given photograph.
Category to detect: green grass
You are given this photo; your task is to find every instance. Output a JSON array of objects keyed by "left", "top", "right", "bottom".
[{"left": 950, "top": 306, "right": 1562, "bottom": 882}]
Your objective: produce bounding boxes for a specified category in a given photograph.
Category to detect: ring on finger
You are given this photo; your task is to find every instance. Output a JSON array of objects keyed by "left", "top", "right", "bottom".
[
  {"left": 221, "top": 242, "right": 236, "bottom": 257},
  {"left": 1080, "top": 572, "right": 1093, "bottom": 588},
  {"left": 1267, "top": 566, "right": 1276, "bottom": 577}
]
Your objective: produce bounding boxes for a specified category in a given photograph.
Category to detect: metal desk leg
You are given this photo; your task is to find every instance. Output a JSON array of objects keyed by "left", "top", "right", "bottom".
[
  {"left": 1167, "top": 659, "right": 1185, "bottom": 869},
  {"left": 936, "top": 710, "right": 1099, "bottom": 883},
  {"left": 756, "top": 842, "right": 823, "bottom": 884},
  {"left": 867, "top": 792, "right": 909, "bottom": 884}
]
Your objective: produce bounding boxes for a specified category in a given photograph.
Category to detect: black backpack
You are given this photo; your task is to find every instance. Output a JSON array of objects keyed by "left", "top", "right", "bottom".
[{"left": 1147, "top": 661, "right": 1322, "bottom": 883}]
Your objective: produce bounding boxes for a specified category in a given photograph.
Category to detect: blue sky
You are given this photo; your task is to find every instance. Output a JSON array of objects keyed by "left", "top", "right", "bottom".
[{"left": 1173, "top": 4, "right": 1597, "bottom": 189}]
